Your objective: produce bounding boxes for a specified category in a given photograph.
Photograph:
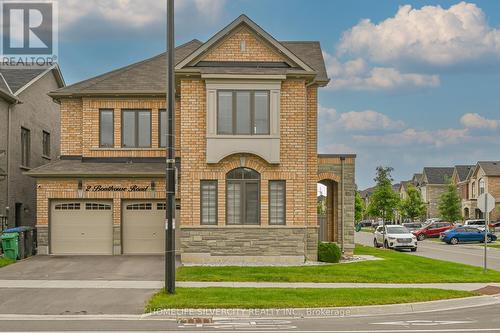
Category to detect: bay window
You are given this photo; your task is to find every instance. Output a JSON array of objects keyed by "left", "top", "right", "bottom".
[{"left": 217, "top": 90, "right": 270, "bottom": 135}]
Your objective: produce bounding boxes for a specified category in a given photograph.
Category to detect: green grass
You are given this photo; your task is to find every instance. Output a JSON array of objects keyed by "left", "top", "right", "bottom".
[
  {"left": 0, "top": 257, "right": 14, "bottom": 268},
  {"left": 359, "top": 228, "right": 374, "bottom": 233},
  {"left": 176, "top": 245, "right": 500, "bottom": 283},
  {"left": 145, "top": 287, "right": 476, "bottom": 312},
  {"left": 487, "top": 244, "right": 500, "bottom": 249}
]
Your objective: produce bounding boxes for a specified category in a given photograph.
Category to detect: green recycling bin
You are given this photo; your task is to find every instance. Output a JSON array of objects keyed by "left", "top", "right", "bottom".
[{"left": 1, "top": 232, "right": 19, "bottom": 261}]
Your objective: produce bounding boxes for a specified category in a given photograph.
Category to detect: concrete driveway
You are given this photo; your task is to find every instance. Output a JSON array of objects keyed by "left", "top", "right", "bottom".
[{"left": 0, "top": 255, "right": 168, "bottom": 315}]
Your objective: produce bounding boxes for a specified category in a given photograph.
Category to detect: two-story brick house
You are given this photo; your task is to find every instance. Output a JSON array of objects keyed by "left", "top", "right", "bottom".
[
  {"left": 451, "top": 165, "right": 474, "bottom": 219},
  {"left": 467, "top": 162, "right": 500, "bottom": 222},
  {"left": 28, "top": 15, "right": 355, "bottom": 264},
  {"left": 419, "top": 167, "right": 454, "bottom": 219},
  {"left": 0, "top": 66, "right": 64, "bottom": 229}
]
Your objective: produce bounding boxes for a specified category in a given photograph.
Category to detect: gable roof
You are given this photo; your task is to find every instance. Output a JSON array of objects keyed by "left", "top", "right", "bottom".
[
  {"left": 176, "top": 15, "right": 314, "bottom": 73},
  {"left": 50, "top": 15, "right": 329, "bottom": 98},
  {"left": 477, "top": 161, "right": 500, "bottom": 176},
  {"left": 422, "top": 167, "right": 454, "bottom": 185},
  {"left": 0, "top": 65, "right": 64, "bottom": 96},
  {"left": 453, "top": 165, "right": 474, "bottom": 182},
  {"left": 50, "top": 40, "right": 202, "bottom": 98}
]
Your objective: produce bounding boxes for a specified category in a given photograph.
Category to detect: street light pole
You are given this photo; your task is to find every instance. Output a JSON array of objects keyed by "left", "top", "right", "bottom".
[{"left": 165, "top": 0, "right": 176, "bottom": 294}]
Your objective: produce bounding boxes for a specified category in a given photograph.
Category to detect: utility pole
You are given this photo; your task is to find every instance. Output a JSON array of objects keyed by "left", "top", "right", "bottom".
[{"left": 165, "top": 0, "right": 176, "bottom": 294}]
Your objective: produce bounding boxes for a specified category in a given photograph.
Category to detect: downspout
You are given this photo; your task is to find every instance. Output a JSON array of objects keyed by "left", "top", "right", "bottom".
[
  {"left": 304, "top": 82, "right": 309, "bottom": 260},
  {"left": 304, "top": 81, "right": 315, "bottom": 260},
  {"left": 5, "top": 103, "right": 12, "bottom": 226},
  {"left": 340, "top": 156, "right": 345, "bottom": 254}
]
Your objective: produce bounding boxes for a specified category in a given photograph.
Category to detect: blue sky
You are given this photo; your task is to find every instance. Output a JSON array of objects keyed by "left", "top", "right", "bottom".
[{"left": 57, "top": 0, "right": 500, "bottom": 189}]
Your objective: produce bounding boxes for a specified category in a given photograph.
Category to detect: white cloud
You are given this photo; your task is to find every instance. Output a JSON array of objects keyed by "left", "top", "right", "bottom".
[
  {"left": 337, "top": 2, "right": 500, "bottom": 66},
  {"left": 338, "top": 110, "right": 405, "bottom": 131},
  {"left": 318, "top": 105, "right": 405, "bottom": 132},
  {"left": 353, "top": 128, "right": 471, "bottom": 148},
  {"left": 324, "top": 54, "right": 440, "bottom": 90},
  {"left": 58, "top": 0, "right": 227, "bottom": 39},
  {"left": 460, "top": 113, "right": 500, "bottom": 129}
]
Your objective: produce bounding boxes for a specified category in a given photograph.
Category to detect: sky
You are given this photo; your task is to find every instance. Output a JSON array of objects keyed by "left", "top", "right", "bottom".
[{"left": 55, "top": 0, "right": 500, "bottom": 189}]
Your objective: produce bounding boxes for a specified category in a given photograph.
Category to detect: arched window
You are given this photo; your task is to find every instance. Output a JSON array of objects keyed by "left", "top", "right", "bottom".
[{"left": 226, "top": 167, "right": 260, "bottom": 225}]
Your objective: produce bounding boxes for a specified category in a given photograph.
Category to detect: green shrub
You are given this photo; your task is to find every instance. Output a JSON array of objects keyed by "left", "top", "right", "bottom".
[{"left": 318, "top": 242, "right": 341, "bottom": 263}]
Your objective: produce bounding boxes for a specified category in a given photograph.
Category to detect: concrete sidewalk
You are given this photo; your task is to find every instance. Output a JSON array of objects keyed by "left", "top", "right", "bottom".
[{"left": 2, "top": 280, "right": 500, "bottom": 291}]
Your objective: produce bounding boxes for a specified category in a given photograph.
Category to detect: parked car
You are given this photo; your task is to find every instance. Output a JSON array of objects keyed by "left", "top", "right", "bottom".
[
  {"left": 440, "top": 227, "right": 497, "bottom": 245},
  {"left": 374, "top": 225, "right": 417, "bottom": 251},
  {"left": 402, "top": 222, "right": 423, "bottom": 232},
  {"left": 464, "top": 219, "right": 486, "bottom": 228},
  {"left": 412, "top": 221, "right": 454, "bottom": 240},
  {"left": 358, "top": 220, "right": 373, "bottom": 228}
]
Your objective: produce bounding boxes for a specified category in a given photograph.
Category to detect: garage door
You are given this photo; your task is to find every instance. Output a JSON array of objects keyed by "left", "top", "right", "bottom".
[
  {"left": 122, "top": 201, "right": 165, "bottom": 254},
  {"left": 50, "top": 201, "right": 113, "bottom": 255}
]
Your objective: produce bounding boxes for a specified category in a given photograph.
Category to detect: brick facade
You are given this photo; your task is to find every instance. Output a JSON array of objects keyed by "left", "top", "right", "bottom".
[
  {"left": 202, "top": 27, "right": 284, "bottom": 62},
  {"left": 31, "top": 16, "right": 356, "bottom": 263}
]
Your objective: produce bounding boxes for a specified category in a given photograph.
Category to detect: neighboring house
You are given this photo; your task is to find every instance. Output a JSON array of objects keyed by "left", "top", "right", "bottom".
[
  {"left": 28, "top": 15, "right": 356, "bottom": 263},
  {"left": 419, "top": 167, "right": 454, "bottom": 219},
  {"left": 467, "top": 162, "right": 500, "bottom": 222},
  {"left": 451, "top": 165, "right": 474, "bottom": 220},
  {"left": 359, "top": 186, "right": 375, "bottom": 209},
  {"left": 0, "top": 66, "right": 64, "bottom": 229}
]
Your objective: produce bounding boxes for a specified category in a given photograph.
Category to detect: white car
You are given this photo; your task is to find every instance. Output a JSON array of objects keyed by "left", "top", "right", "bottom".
[
  {"left": 374, "top": 225, "right": 418, "bottom": 251},
  {"left": 464, "top": 219, "right": 486, "bottom": 231}
]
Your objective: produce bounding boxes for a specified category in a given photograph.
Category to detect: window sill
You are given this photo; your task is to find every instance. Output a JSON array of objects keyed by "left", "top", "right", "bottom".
[
  {"left": 206, "top": 134, "right": 279, "bottom": 139},
  {"left": 42, "top": 155, "right": 51, "bottom": 161},
  {"left": 19, "top": 165, "right": 31, "bottom": 171},
  {"left": 90, "top": 148, "right": 164, "bottom": 151}
]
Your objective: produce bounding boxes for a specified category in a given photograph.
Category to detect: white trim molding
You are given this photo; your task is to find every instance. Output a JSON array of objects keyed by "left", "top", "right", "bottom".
[{"left": 205, "top": 79, "right": 281, "bottom": 164}]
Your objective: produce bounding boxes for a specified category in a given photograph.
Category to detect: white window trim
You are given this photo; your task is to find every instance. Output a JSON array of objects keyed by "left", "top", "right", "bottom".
[{"left": 205, "top": 80, "right": 281, "bottom": 164}]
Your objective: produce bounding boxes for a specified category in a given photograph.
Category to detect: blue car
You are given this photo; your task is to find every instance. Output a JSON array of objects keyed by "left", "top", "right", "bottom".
[{"left": 440, "top": 227, "right": 497, "bottom": 245}]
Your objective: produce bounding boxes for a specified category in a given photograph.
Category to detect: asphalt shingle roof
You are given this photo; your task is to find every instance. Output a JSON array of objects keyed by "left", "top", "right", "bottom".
[
  {"left": 26, "top": 159, "right": 165, "bottom": 178},
  {"left": 478, "top": 161, "right": 500, "bottom": 176},
  {"left": 423, "top": 167, "right": 455, "bottom": 184},
  {"left": 50, "top": 29, "right": 329, "bottom": 97},
  {"left": 454, "top": 165, "right": 474, "bottom": 182},
  {"left": 0, "top": 67, "right": 46, "bottom": 93}
]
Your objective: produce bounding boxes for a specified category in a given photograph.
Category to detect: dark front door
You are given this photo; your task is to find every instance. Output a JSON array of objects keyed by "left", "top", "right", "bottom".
[{"left": 15, "top": 203, "right": 22, "bottom": 227}]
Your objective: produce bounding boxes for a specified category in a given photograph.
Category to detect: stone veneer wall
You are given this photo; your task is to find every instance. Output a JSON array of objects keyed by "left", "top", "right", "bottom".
[{"left": 181, "top": 227, "right": 318, "bottom": 265}]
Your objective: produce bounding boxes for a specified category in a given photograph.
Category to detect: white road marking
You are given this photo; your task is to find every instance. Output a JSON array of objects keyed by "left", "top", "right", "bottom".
[{"left": 373, "top": 320, "right": 477, "bottom": 326}]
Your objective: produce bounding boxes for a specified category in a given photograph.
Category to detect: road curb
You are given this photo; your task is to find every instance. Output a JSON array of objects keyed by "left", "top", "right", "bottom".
[{"left": 144, "top": 295, "right": 500, "bottom": 320}]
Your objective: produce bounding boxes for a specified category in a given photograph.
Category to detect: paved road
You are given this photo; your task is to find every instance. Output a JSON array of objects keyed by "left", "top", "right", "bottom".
[
  {"left": 356, "top": 231, "right": 500, "bottom": 270},
  {"left": 1, "top": 302, "right": 500, "bottom": 332}
]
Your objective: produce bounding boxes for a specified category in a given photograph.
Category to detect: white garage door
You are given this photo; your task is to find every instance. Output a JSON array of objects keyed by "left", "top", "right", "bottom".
[
  {"left": 122, "top": 201, "right": 165, "bottom": 254},
  {"left": 50, "top": 201, "right": 113, "bottom": 255}
]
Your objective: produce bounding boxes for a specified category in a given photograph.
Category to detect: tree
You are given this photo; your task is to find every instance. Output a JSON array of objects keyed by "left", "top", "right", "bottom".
[
  {"left": 367, "top": 166, "right": 400, "bottom": 222},
  {"left": 438, "top": 179, "right": 462, "bottom": 222},
  {"left": 355, "top": 192, "right": 365, "bottom": 223},
  {"left": 399, "top": 184, "right": 426, "bottom": 221}
]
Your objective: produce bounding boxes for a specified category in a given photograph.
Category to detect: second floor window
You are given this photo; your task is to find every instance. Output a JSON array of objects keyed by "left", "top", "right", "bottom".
[
  {"left": 217, "top": 90, "right": 270, "bottom": 135},
  {"left": 21, "top": 127, "right": 30, "bottom": 167},
  {"left": 99, "top": 109, "right": 114, "bottom": 148},
  {"left": 122, "top": 109, "right": 151, "bottom": 148},
  {"left": 479, "top": 178, "right": 485, "bottom": 195},
  {"left": 42, "top": 131, "right": 50, "bottom": 157}
]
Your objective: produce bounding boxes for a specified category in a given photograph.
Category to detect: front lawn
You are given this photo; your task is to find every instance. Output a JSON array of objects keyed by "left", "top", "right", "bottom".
[
  {"left": 0, "top": 257, "right": 14, "bottom": 268},
  {"left": 146, "top": 287, "right": 476, "bottom": 312},
  {"left": 176, "top": 245, "right": 500, "bottom": 283}
]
